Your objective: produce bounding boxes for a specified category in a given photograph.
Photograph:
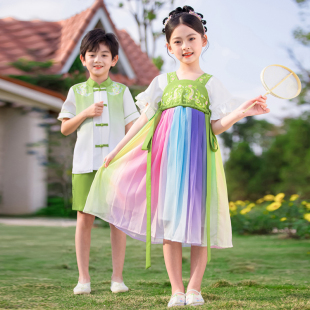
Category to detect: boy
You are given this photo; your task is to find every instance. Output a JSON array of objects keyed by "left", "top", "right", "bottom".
[{"left": 58, "top": 29, "right": 140, "bottom": 294}]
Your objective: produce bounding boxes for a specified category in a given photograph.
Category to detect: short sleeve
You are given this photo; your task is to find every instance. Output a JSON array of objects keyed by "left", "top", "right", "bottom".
[
  {"left": 123, "top": 87, "right": 140, "bottom": 125},
  {"left": 135, "top": 75, "right": 165, "bottom": 120},
  {"left": 57, "top": 87, "right": 76, "bottom": 121},
  {"left": 206, "top": 76, "right": 235, "bottom": 121}
]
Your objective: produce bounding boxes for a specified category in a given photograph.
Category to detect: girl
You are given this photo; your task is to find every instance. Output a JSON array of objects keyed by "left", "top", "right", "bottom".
[{"left": 84, "top": 5, "right": 269, "bottom": 307}]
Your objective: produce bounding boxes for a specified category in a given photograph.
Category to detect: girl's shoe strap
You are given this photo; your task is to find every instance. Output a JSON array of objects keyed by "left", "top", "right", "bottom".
[{"left": 186, "top": 289, "right": 201, "bottom": 295}]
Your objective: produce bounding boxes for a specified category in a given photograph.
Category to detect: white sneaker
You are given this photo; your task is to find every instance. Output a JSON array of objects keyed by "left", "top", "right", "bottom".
[
  {"left": 73, "top": 282, "right": 91, "bottom": 295},
  {"left": 167, "top": 292, "right": 185, "bottom": 307},
  {"left": 110, "top": 281, "right": 129, "bottom": 293},
  {"left": 186, "top": 289, "right": 204, "bottom": 306}
]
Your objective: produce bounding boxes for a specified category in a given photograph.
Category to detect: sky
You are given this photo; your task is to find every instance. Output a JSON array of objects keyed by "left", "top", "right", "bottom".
[{"left": 0, "top": 0, "right": 309, "bottom": 124}]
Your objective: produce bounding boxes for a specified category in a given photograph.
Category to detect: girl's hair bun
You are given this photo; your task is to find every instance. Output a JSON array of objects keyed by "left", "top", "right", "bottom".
[
  {"left": 182, "top": 5, "right": 194, "bottom": 13},
  {"left": 162, "top": 5, "right": 207, "bottom": 36}
]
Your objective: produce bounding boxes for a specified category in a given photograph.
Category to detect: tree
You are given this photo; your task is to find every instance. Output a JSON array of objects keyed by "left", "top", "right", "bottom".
[
  {"left": 110, "top": 0, "right": 175, "bottom": 70},
  {"left": 115, "top": 0, "right": 175, "bottom": 58},
  {"left": 221, "top": 116, "right": 276, "bottom": 152},
  {"left": 288, "top": 0, "right": 310, "bottom": 105},
  {"left": 225, "top": 142, "right": 262, "bottom": 201}
]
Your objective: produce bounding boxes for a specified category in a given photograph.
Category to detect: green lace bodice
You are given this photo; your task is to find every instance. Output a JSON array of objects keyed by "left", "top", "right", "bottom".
[{"left": 160, "top": 72, "right": 212, "bottom": 114}]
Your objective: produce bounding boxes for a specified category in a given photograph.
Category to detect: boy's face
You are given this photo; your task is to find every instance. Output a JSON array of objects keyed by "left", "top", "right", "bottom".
[{"left": 80, "top": 43, "right": 118, "bottom": 78}]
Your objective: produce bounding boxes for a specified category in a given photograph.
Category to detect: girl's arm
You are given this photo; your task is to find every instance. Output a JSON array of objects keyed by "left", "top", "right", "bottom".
[
  {"left": 104, "top": 112, "right": 149, "bottom": 167},
  {"left": 212, "top": 95, "right": 269, "bottom": 135},
  {"left": 61, "top": 101, "right": 104, "bottom": 136},
  {"left": 125, "top": 121, "right": 134, "bottom": 134}
]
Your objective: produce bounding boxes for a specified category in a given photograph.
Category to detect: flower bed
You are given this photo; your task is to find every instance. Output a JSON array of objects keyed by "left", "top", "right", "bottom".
[{"left": 230, "top": 194, "right": 310, "bottom": 238}]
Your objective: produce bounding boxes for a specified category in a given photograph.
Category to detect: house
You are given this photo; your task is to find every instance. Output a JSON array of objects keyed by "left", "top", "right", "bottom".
[{"left": 0, "top": 0, "right": 159, "bottom": 215}]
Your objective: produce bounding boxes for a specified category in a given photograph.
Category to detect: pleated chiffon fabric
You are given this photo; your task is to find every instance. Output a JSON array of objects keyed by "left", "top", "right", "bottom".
[{"left": 84, "top": 106, "right": 233, "bottom": 249}]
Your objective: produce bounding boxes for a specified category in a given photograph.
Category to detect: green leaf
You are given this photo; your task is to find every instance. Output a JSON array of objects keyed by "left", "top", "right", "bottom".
[{"left": 152, "top": 56, "right": 164, "bottom": 71}]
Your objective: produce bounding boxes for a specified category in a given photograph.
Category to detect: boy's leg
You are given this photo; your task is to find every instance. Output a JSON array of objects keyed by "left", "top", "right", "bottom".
[
  {"left": 75, "top": 211, "right": 95, "bottom": 283},
  {"left": 110, "top": 224, "right": 126, "bottom": 282},
  {"left": 186, "top": 246, "right": 208, "bottom": 293},
  {"left": 163, "top": 239, "right": 184, "bottom": 294}
]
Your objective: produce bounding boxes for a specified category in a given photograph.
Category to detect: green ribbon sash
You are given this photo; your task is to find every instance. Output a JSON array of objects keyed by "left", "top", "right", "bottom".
[{"left": 141, "top": 109, "right": 162, "bottom": 269}]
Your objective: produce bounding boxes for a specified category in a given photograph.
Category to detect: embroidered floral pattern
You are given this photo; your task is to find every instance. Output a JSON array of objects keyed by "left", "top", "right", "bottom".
[
  {"left": 161, "top": 84, "right": 209, "bottom": 112},
  {"left": 169, "top": 74, "right": 176, "bottom": 82},
  {"left": 159, "top": 72, "right": 212, "bottom": 113},
  {"left": 108, "top": 83, "right": 123, "bottom": 96},
  {"left": 75, "top": 83, "right": 92, "bottom": 97}
]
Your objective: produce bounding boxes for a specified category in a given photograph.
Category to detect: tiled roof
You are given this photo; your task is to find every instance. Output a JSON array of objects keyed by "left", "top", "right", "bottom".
[
  {"left": 0, "top": 75, "right": 66, "bottom": 100},
  {"left": 116, "top": 29, "right": 160, "bottom": 86},
  {"left": 0, "top": 0, "right": 159, "bottom": 86}
]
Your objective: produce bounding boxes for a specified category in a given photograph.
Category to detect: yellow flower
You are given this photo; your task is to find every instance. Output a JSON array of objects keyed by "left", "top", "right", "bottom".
[
  {"left": 235, "top": 200, "right": 245, "bottom": 206},
  {"left": 304, "top": 213, "right": 310, "bottom": 222},
  {"left": 280, "top": 217, "right": 287, "bottom": 221},
  {"left": 306, "top": 203, "right": 310, "bottom": 210},
  {"left": 290, "top": 194, "right": 299, "bottom": 201},
  {"left": 274, "top": 193, "right": 285, "bottom": 203},
  {"left": 240, "top": 207, "right": 251, "bottom": 215},
  {"left": 302, "top": 201, "right": 307, "bottom": 205},
  {"left": 264, "top": 195, "right": 275, "bottom": 201},
  {"left": 229, "top": 202, "right": 237, "bottom": 211},
  {"left": 266, "top": 202, "right": 282, "bottom": 211},
  {"left": 256, "top": 198, "right": 264, "bottom": 204}
]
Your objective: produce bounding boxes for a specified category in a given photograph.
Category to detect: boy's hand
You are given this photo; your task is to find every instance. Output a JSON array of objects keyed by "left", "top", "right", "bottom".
[
  {"left": 237, "top": 96, "right": 269, "bottom": 118},
  {"left": 103, "top": 149, "right": 118, "bottom": 168},
  {"left": 84, "top": 101, "right": 104, "bottom": 118}
]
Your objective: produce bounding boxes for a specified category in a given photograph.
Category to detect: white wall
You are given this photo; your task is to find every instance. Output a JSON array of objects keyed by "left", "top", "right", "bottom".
[
  {"left": 0, "top": 108, "right": 4, "bottom": 205},
  {"left": 0, "top": 107, "right": 47, "bottom": 214}
]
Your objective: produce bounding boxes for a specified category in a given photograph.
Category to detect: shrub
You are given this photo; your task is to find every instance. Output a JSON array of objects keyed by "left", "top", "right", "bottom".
[{"left": 230, "top": 194, "right": 310, "bottom": 238}]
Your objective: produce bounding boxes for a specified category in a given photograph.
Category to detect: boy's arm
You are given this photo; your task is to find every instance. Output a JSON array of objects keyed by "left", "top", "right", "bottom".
[
  {"left": 61, "top": 101, "right": 104, "bottom": 136},
  {"left": 211, "top": 95, "right": 269, "bottom": 135}
]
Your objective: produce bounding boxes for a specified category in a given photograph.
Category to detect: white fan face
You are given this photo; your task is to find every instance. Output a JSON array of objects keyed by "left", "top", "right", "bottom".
[{"left": 261, "top": 65, "right": 301, "bottom": 99}]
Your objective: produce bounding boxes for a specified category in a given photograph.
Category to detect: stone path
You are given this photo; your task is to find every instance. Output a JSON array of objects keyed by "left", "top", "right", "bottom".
[{"left": 0, "top": 217, "right": 77, "bottom": 227}]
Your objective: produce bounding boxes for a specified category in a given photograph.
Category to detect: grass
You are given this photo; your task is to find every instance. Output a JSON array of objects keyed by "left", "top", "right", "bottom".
[{"left": 0, "top": 224, "right": 310, "bottom": 309}]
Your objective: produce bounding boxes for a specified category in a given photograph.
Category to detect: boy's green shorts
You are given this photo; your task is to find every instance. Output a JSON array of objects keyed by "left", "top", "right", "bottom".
[{"left": 72, "top": 171, "right": 97, "bottom": 211}]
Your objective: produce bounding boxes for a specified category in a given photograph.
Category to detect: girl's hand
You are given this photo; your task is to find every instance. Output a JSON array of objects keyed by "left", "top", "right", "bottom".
[
  {"left": 83, "top": 101, "right": 104, "bottom": 118},
  {"left": 237, "top": 95, "right": 270, "bottom": 118},
  {"left": 103, "top": 149, "right": 118, "bottom": 168}
]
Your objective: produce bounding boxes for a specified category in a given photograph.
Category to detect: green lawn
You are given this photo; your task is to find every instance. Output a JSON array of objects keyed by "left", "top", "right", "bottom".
[{"left": 0, "top": 224, "right": 309, "bottom": 309}]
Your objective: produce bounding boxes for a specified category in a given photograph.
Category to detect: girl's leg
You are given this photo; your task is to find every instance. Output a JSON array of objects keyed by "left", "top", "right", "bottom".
[
  {"left": 75, "top": 211, "right": 95, "bottom": 283},
  {"left": 110, "top": 224, "right": 126, "bottom": 282},
  {"left": 186, "top": 246, "right": 208, "bottom": 293},
  {"left": 163, "top": 239, "right": 184, "bottom": 294}
]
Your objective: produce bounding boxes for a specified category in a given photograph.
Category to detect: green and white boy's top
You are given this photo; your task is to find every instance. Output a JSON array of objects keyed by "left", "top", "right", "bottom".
[
  {"left": 58, "top": 77, "right": 140, "bottom": 174},
  {"left": 135, "top": 73, "right": 236, "bottom": 121}
]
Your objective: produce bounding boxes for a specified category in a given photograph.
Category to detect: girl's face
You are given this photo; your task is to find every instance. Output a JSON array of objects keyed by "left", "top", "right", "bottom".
[{"left": 167, "top": 24, "right": 207, "bottom": 65}]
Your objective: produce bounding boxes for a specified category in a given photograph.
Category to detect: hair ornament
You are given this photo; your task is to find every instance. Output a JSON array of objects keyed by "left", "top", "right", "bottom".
[
  {"left": 189, "top": 11, "right": 202, "bottom": 21},
  {"left": 164, "top": 15, "right": 172, "bottom": 27}
]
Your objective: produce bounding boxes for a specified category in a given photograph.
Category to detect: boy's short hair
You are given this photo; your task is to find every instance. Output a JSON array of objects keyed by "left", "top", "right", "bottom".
[{"left": 80, "top": 29, "right": 119, "bottom": 59}]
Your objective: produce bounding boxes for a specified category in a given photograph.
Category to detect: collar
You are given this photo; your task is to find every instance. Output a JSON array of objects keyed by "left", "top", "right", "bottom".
[{"left": 86, "top": 77, "right": 113, "bottom": 89}]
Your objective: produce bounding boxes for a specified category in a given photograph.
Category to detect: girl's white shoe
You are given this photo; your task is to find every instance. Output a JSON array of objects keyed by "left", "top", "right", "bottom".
[
  {"left": 186, "top": 289, "right": 204, "bottom": 306},
  {"left": 110, "top": 281, "right": 129, "bottom": 293},
  {"left": 167, "top": 292, "right": 186, "bottom": 307},
  {"left": 73, "top": 282, "right": 91, "bottom": 295}
]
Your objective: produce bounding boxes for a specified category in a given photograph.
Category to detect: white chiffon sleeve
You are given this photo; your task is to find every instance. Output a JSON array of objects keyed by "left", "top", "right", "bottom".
[
  {"left": 135, "top": 75, "right": 165, "bottom": 120},
  {"left": 206, "top": 76, "right": 235, "bottom": 121}
]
